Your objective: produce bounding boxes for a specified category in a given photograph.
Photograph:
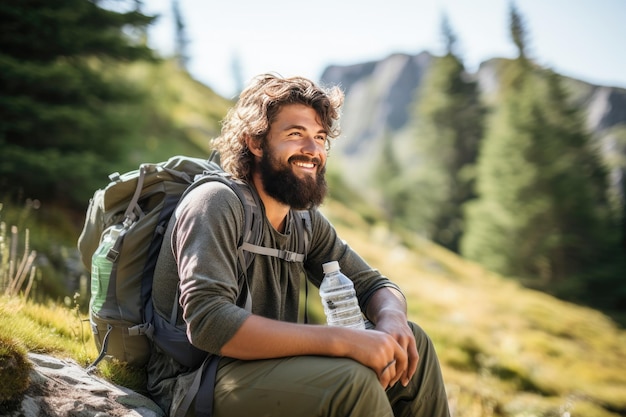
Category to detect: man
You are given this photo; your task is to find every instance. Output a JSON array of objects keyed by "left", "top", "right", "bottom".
[{"left": 147, "top": 74, "right": 450, "bottom": 417}]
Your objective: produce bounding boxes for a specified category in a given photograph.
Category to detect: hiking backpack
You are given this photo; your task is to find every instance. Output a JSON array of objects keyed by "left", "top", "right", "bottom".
[{"left": 77, "top": 153, "right": 311, "bottom": 370}]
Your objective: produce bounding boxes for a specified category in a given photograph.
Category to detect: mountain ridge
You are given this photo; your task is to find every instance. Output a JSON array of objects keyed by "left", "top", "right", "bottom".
[{"left": 319, "top": 51, "right": 626, "bottom": 201}]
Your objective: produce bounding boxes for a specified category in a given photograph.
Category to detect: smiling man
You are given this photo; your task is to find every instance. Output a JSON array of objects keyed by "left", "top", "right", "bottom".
[
  {"left": 147, "top": 74, "right": 450, "bottom": 417},
  {"left": 254, "top": 103, "right": 329, "bottom": 224}
]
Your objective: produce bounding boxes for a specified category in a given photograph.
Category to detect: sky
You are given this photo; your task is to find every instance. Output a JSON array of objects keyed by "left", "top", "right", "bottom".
[{"left": 141, "top": 0, "right": 626, "bottom": 98}]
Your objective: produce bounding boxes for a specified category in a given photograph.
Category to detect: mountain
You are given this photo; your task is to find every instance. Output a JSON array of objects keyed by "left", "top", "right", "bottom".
[
  {"left": 321, "top": 52, "right": 433, "bottom": 157},
  {"left": 320, "top": 52, "right": 626, "bottom": 201}
]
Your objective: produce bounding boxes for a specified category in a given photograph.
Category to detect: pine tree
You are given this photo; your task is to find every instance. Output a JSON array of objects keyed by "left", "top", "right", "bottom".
[
  {"left": 172, "top": 0, "right": 189, "bottom": 70},
  {"left": 510, "top": 3, "right": 527, "bottom": 60},
  {"left": 0, "top": 0, "right": 155, "bottom": 206},
  {"left": 461, "top": 5, "right": 623, "bottom": 308},
  {"left": 409, "top": 14, "right": 485, "bottom": 251}
]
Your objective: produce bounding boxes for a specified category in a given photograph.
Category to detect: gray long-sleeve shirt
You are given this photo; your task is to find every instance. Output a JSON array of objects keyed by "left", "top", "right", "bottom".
[{"left": 152, "top": 180, "right": 402, "bottom": 355}]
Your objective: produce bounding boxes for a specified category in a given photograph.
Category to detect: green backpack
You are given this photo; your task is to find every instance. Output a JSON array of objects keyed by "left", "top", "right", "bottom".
[{"left": 77, "top": 153, "right": 311, "bottom": 370}]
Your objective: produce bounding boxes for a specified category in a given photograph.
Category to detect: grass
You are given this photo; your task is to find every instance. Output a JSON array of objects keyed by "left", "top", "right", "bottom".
[
  {"left": 0, "top": 296, "right": 95, "bottom": 363},
  {"left": 111, "top": 59, "right": 233, "bottom": 167},
  {"left": 319, "top": 199, "right": 626, "bottom": 417},
  {"left": 1, "top": 198, "right": 625, "bottom": 416},
  {"left": 0, "top": 333, "right": 31, "bottom": 404},
  {"left": 0, "top": 207, "right": 145, "bottom": 397}
]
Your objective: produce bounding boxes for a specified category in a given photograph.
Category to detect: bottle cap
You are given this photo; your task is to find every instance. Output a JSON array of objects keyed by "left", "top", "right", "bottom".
[
  {"left": 322, "top": 261, "right": 340, "bottom": 274},
  {"left": 109, "top": 225, "right": 122, "bottom": 240}
]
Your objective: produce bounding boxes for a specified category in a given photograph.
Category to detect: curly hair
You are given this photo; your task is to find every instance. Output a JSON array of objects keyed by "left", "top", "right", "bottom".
[{"left": 211, "top": 73, "right": 344, "bottom": 180}]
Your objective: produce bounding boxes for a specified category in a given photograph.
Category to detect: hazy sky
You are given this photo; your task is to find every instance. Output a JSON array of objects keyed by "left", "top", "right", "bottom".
[{"left": 143, "top": 0, "right": 626, "bottom": 98}]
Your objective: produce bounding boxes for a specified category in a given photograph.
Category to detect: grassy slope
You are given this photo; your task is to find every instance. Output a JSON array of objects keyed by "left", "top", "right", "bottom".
[
  {"left": 1, "top": 199, "right": 625, "bottom": 417},
  {"left": 321, "top": 199, "right": 626, "bottom": 417},
  {"left": 4, "top": 196, "right": 625, "bottom": 416},
  {"left": 111, "top": 58, "right": 233, "bottom": 167}
]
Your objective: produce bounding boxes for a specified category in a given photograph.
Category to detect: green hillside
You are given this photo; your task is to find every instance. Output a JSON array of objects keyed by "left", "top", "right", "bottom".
[
  {"left": 322, "top": 199, "right": 626, "bottom": 416},
  {"left": 101, "top": 58, "right": 232, "bottom": 168},
  {"left": 2, "top": 197, "right": 625, "bottom": 416}
]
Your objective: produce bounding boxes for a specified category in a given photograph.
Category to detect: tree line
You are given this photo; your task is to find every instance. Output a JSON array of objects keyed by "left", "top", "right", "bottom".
[{"left": 379, "top": 5, "right": 625, "bottom": 319}]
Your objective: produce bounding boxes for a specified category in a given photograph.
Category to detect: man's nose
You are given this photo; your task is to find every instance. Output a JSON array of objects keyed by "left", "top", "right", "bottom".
[{"left": 300, "top": 135, "right": 324, "bottom": 155}]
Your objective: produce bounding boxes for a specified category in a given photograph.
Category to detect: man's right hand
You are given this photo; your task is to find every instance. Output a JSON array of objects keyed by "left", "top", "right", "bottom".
[{"left": 339, "top": 328, "right": 407, "bottom": 389}]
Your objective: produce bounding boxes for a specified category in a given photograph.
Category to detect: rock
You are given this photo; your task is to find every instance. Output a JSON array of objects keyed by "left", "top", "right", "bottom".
[{"left": 5, "top": 353, "right": 165, "bottom": 417}]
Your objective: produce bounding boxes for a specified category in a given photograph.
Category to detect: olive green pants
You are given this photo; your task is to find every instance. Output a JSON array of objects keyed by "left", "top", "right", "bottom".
[{"left": 210, "top": 322, "right": 450, "bottom": 417}]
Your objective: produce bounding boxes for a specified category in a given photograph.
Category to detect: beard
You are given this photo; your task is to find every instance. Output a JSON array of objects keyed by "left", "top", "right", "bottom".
[{"left": 258, "top": 147, "right": 328, "bottom": 210}]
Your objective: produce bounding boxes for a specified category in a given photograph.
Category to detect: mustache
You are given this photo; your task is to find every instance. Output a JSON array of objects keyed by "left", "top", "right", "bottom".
[{"left": 288, "top": 155, "right": 323, "bottom": 166}]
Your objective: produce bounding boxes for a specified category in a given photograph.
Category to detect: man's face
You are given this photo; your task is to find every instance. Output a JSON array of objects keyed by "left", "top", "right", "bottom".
[{"left": 258, "top": 104, "right": 329, "bottom": 209}]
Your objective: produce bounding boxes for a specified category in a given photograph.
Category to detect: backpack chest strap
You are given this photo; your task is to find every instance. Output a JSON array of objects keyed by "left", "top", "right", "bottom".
[{"left": 241, "top": 241, "right": 305, "bottom": 263}]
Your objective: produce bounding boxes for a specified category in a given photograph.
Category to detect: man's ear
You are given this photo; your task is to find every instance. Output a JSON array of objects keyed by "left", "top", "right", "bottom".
[{"left": 245, "top": 135, "right": 263, "bottom": 158}]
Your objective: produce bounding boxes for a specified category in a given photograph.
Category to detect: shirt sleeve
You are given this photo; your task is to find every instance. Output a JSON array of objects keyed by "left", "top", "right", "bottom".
[{"left": 171, "top": 181, "right": 251, "bottom": 355}]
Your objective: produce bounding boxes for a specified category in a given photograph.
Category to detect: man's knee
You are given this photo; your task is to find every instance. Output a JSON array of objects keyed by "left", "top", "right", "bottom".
[
  {"left": 326, "top": 358, "right": 392, "bottom": 417},
  {"left": 213, "top": 356, "right": 392, "bottom": 417}
]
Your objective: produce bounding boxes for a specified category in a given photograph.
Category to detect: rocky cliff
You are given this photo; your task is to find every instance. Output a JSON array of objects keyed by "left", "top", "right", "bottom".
[{"left": 321, "top": 52, "right": 433, "bottom": 157}]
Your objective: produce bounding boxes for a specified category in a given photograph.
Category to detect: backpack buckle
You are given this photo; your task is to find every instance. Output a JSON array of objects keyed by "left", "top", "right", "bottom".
[
  {"left": 106, "top": 247, "right": 120, "bottom": 262},
  {"left": 280, "top": 250, "right": 304, "bottom": 263}
]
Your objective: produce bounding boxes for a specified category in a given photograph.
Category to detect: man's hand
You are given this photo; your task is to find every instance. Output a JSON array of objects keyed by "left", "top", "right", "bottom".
[
  {"left": 364, "top": 287, "right": 419, "bottom": 388},
  {"left": 374, "top": 312, "right": 419, "bottom": 388},
  {"left": 338, "top": 327, "right": 407, "bottom": 389}
]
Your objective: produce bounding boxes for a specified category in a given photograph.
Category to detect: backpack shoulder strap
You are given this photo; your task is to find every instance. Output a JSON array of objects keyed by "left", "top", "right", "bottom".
[
  {"left": 240, "top": 206, "right": 311, "bottom": 263},
  {"left": 293, "top": 209, "right": 312, "bottom": 257}
]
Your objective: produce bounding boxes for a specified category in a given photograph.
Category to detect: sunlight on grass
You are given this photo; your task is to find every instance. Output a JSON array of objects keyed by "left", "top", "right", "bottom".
[
  {"left": 0, "top": 198, "right": 624, "bottom": 416},
  {"left": 0, "top": 296, "right": 96, "bottom": 364},
  {"left": 323, "top": 199, "right": 626, "bottom": 417}
]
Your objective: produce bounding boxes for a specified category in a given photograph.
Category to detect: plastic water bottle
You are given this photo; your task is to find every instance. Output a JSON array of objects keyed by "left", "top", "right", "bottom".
[
  {"left": 319, "top": 261, "right": 365, "bottom": 329},
  {"left": 90, "top": 225, "right": 123, "bottom": 312}
]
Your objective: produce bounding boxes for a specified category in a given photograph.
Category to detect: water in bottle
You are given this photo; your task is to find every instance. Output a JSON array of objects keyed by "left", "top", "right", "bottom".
[
  {"left": 90, "top": 225, "right": 123, "bottom": 313},
  {"left": 319, "top": 261, "right": 365, "bottom": 329}
]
